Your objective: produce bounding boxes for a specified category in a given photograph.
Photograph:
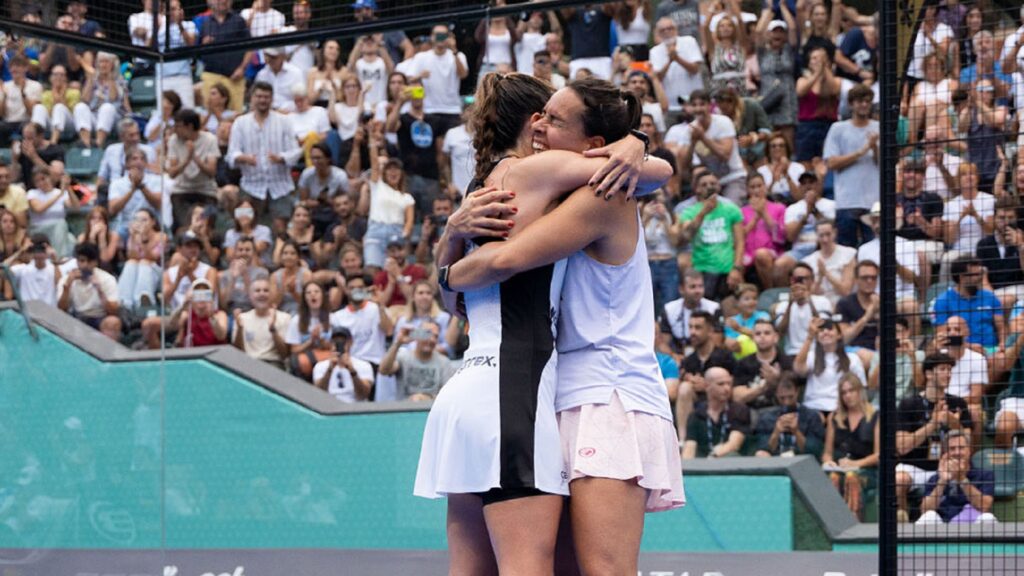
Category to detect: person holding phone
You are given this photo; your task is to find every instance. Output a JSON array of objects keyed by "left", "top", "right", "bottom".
[
  {"left": 313, "top": 327, "right": 374, "bottom": 403},
  {"left": 57, "top": 242, "right": 119, "bottom": 329},
  {"left": 174, "top": 277, "right": 228, "bottom": 348},
  {"left": 380, "top": 321, "right": 454, "bottom": 401},
  {"left": 976, "top": 198, "right": 1024, "bottom": 309}
]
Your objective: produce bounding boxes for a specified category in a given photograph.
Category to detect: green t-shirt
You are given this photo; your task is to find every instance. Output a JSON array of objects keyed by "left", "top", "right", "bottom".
[{"left": 680, "top": 198, "right": 743, "bottom": 274}]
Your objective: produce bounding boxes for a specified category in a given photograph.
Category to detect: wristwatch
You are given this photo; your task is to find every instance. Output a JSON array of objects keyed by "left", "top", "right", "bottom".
[
  {"left": 629, "top": 129, "right": 650, "bottom": 161},
  {"left": 438, "top": 264, "right": 453, "bottom": 292}
]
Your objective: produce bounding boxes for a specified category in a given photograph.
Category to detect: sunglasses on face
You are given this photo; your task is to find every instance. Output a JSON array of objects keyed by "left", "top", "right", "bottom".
[{"left": 859, "top": 275, "right": 878, "bottom": 281}]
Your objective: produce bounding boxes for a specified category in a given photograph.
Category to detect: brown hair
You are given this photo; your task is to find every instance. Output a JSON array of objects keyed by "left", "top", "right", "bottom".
[
  {"left": 566, "top": 77, "right": 642, "bottom": 143},
  {"left": 470, "top": 72, "right": 554, "bottom": 184}
]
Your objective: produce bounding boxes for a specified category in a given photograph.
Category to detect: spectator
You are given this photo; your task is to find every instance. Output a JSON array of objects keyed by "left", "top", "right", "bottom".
[
  {"left": 97, "top": 119, "right": 157, "bottom": 196},
  {"left": 351, "top": 0, "right": 414, "bottom": 66},
  {"left": 328, "top": 75, "right": 367, "bottom": 165},
  {"left": 392, "top": 279, "right": 452, "bottom": 355},
  {"left": 775, "top": 263, "right": 835, "bottom": 359},
  {"left": 803, "top": 219, "right": 856, "bottom": 306},
  {"left": 413, "top": 196, "right": 453, "bottom": 267},
  {"left": 7, "top": 238, "right": 59, "bottom": 306},
  {"left": 313, "top": 328, "right": 374, "bottom": 403},
  {"left": 942, "top": 162, "right": 995, "bottom": 279},
  {"left": 667, "top": 90, "right": 747, "bottom": 203},
  {"left": 224, "top": 199, "right": 273, "bottom": 265},
  {"left": 794, "top": 47, "right": 840, "bottom": 164},
  {"left": 330, "top": 273, "right": 393, "bottom": 374},
  {"left": 14, "top": 122, "right": 64, "bottom": 188},
  {"left": 373, "top": 238, "right": 427, "bottom": 309},
  {"left": 107, "top": 148, "right": 164, "bottom": 239},
  {"left": 733, "top": 318, "right": 791, "bottom": 409},
  {"left": 895, "top": 352, "right": 973, "bottom": 523},
  {"left": 57, "top": 242, "right": 119, "bottom": 329},
  {"left": 307, "top": 40, "right": 345, "bottom": 107},
  {"left": 284, "top": 84, "right": 331, "bottom": 167},
  {"left": 917, "top": 430, "right": 996, "bottom": 525},
  {"left": 176, "top": 204, "right": 223, "bottom": 267},
  {"left": 723, "top": 283, "right": 768, "bottom": 354},
  {"left": 241, "top": 0, "right": 285, "bottom": 38},
  {"left": 174, "top": 277, "right": 229, "bottom": 348},
  {"left": 298, "top": 142, "right": 350, "bottom": 236},
  {"left": 783, "top": 171, "right": 835, "bottom": 262},
  {"left": 380, "top": 321, "right": 454, "bottom": 401},
  {"left": 625, "top": 71, "right": 669, "bottom": 133},
  {"left": 475, "top": 2, "right": 518, "bottom": 75},
  {"left": 658, "top": 268, "right": 722, "bottom": 360},
  {"left": 823, "top": 83, "right": 879, "bottom": 247},
  {"left": 642, "top": 191, "right": 681, "bottom": 313},
  {"left": 166, "top": 109, "right": 220, "bottom": 230},
  {"left": 961, "top": 78, "right": 1007, "bottom": 195},
  {"left": 516, "top": 10, "right": 561, "bottom": 75},
  {"left": 272, "top": 204, "right": 317, "bottom": 269},
  {"left": 26, "top": 164, "right": 78, "bottom": 258},
  {"left": 896, "top": 155, "right": 945, "bottom": 272},
  {"left": 0, "top": 162, "right": 28, "bottom": 227},
  {"left": 926, "top": 316, "right": 989, "bottom": 446},
  {"left": 286, "top": 281, "right": 333, "bottom": 379},
  {"left": 408, "top": 24, "right": 469, "bottom": 142},
  {"left": 385, "top": 78, "right": 442, "bottom": 217},
  {"left": 682, "top": 366, "right": 751, "bottom": 459},
  {"left": 906, "top": 54, "right": 955, "bottom": 148},
  {"left": 440, "top": 106, "right": 474, "bottom": 199},
  {"left": 754, "top": 10, "right": 798, "bottom": 146},
  {"left": 268, "top": 240, "right": 312, "bottom": 315},
  {"left": 140, "top": 233, "right": 218, "bottom": 350},
  {"left": 742, "top": 171, "right": 791, "bottom": 287},
  {"left": 977, "top": 197, "right": 1024, "bottom": 308},
  {"left": 0, "top": 53, "right": 42, "bottom": 137},
  {"left": 753, "top": 376, "right": 825, "bottom": 459},
  {"left": 226, "top": 81, "right": 302, "bottom": 235},
  {"left": 649, "top": 17, "right": 704, "bottom": 123},
  {"left": 73, "top": 52, "right": 129, "bottom": 149},
  {"left": 543, "top": 33, "right": 572, "bottom": 79},
  {"left": 348, "top": 35, "right": 394, "bottom": 113},
  {"left": 822, "top": 372, "right": 880, "bottom": 521},
  {"left": 561, "top": 5, "right": 614, "bottom": 79},
  {"left": 66, "top": 0, "right": 102, "bottom": 38},
  {"left": 255, "top": 47, "right": 305, "bottom": 111},
  {"left": 703, "top": 4, "right": 752, "bottom": 97},
  {"left": 33, "top": 66, "right": 78, "bottom": 147},
  {"left": 655, "top": 0, "right": 700, "bottom": 39},
  {"left": 714, "top": 86, "right": 771, "bottom": 168},
  {"left": 77, "top": 207, "right": 121, "bottom": 275},
  {"left": 361, "top": 125, "right": 415, "bottom": 270},
  {"left": 218, "top": 235, "right": 269, "bottom": 314},
  {"left": 232, "top": 278, "right": 292, "bottom": 370},
  {"left": 200, "top": 83, "right": 236, "bottom": 133},
  {"left": 794, "top": 315, "right": 867, "bottom": 415},
  {"left": 144, "top": 90, "right": 181, "bottom": 147},
  {"left": 837, "top": 260, "right": 880, "bottom": 351},
  {"left": 679, "top": 171, "right": 745, "bottom": 298},
  {"left": 531, "top": 49, "right": 565, "bottom": 90},
  {"left": 319, "top": 194, "right": 368, "bottom": 268},
  {"left": 113, "top": 206, "right": 163, "bottom": 311},
  {"left": 280, "top": 0, "right": 315, "bottom": 74},
  {"left": 155, "top": 0, "right": 197, "bottom": 109},
  {"left": 890, "top": 317, "right": 925, "bottom": 404},
  {"left": 933, "top": 256, "right": 1005, "bottom": 351},
  {"left": 960, "top": 31, "right": 1010, "bottom": 98},
  {"left": 678, "top": 310, "right": 736, "bottom": 440},
  {"left": 199, "top": 0, "right": 252, "bottom": 113}
]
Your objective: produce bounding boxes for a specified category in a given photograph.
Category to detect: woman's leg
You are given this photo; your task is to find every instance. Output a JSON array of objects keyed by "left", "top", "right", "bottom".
[
  {"left": 568, "top": 478, "right": 646, "bottom": 576},
  {"left": 95, "top": 103, "right": 118, "bottom": 148},
  {"left": 73, "top": 102, "right": 93, "bottom": 146},
  {"left": 447, "top": 494, "right": 498, "bottom": 576},
  {"left": 482, "top": 494, "right": 562, "bottom": 576},
  {"left": 118, "top": 260, "right": 140, "bottom": 309}
]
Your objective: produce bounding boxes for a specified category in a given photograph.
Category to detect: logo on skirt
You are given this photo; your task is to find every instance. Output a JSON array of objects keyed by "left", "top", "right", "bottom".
[{"left": 578, "top": 447, "right": 596, "bottom": 457}]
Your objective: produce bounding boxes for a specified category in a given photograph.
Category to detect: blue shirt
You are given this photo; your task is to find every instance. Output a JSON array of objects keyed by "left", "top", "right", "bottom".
[
  {"left": 923, "top": 468, "right": 994, "bottom": 522},
  {"left": 724, "top": 311, "right": 770, "bottom": 340},
  {"left": 932, "top": 288, "right": 1003, "bottom": 348},
  {"left": 960, "top": 62, "right": 1012, "bottom": 105},
  {"left": 657, "top": 352, "right": 679, "bottom": 380}
]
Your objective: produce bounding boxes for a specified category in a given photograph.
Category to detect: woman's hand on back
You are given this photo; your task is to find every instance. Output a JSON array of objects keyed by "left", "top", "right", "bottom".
[
  {"left": 445, "top": 186, "right": 517, "bottom": 241},
  {"left": 583, "top": 136, "right": 646, "bottom": 199}
]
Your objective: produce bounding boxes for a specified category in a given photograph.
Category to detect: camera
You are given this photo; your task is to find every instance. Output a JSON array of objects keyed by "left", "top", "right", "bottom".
[{"left": 431, "top": 214, "right": 448, "bottom": 228}]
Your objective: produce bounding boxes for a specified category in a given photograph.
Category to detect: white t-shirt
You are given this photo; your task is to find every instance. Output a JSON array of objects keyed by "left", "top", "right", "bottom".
[
  {"left": 11, "top": 261, "right": 57, "bottom": 306},
  {"left": 107, "top": 171, "right": 168, "bottom": 232},
  {"left": 234, "top": 309, "right": 292, "bottom": 364},
  {"left": 57, "top": 267, "right": 118, "bottom": 319},
  {"left": 664, "top": 114, "right": 745, "bottom": 184},
  {"left": 330, "top": 303, "right": 387, "bottom": 363},
  {"left": 948, "top": 348, "right": 989, "bottom": 400},
  {"left": 757, "top": 162, "right": 806, "bottom": 199},
  {"left": 858, "top": 236, "right": 918, "bottom": 299},
  {"left": 312, "top": 356, "right": 375, "bottom": 403},
  {"left": 943, "top": 192, "right": 995, "bottom": 253},
  {"left": 516, "top": 31, "right": 547, "bottom": 74},
  {"left": 254, "top": 62, "right": 306, "bottom": 110},
  {"left": 331, "top": 102, "right": 361, "bottom": 141},
  {"left": 368, "top": 179, "right": 415, "bottom": 226},
  {"left": 802, "top": 246, "right": 858, "bottom": 306},
  {"left": 648, "top": 36, "right": 704, "bottom": 111},
  {"left": 803, "top": 345, "right": 868, "bottom": 412},
  {"left": 2, "top": 79, "right": 43, "bottom": 122},
  {"left": 284, "top": 314, "right": 331, "bottom": 345},
  {"left": 907, "top": 22, "right": 954, "bottom": 79},
  {"left": 26, "top": 188, "right": 67, "bottom": 224},
  {"left": 923, "top": 153, "right": 961, "bottom": 200},
  {"left": 356, "top": 57, "right": 389, "bottom": 111},
  {"left": 774, "top": 295, "right": 833, "bottom": 355},
  {"left": 286, "top": 105, "right": 331, "bottom": 140},
  {"left": 442, "top": 124, "right": 475, "bottom": 196},
  {"left": 298, "top": 166, "right": 350, "bottom": 200},
  {"left": 240, "top": 8, "right": 285, "bottom": 37},
  {"left": 410, "top": 49, "right": 468, "bottom": 115},
  {"left": 784, "top": 198, "right": 836, "bottom": 251}
]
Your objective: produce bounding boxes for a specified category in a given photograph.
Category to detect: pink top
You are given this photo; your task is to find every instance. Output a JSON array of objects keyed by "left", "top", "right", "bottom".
[
  {"left": 797, "top": 89, "right": 838, "bottom": 122},
  {"left": 741, "top": 201, "right": 787, "bottom": 262}
]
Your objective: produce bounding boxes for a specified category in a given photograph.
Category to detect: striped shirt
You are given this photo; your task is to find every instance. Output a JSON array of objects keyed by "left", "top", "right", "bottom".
[{"left": 226, "top": 111, "right": 302, "bottom": 200}]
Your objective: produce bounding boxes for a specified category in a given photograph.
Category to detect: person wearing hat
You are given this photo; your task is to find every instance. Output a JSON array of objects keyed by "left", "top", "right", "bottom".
[
  {"left": 753, "top": 8, "right": 798, "bottom": 145},
  {"left": 352, "top": 0, "right": 415, "bottom": 65},
  {"left": 254, "top": 46, "right": 305, "bottom": 111},
  {"left": 199, "top": 0, "right": 253, "bottom": 114},
  {"left": 649, "top": 17, "right": 704, "bottom": 124},
  {"left": 7, "top": 237, "right": 59, "bottom": 306},
  {"left": 313, "top": 327, "right": 374, "bottom": 403},
  {"left": 371, "top": 236, "right": 427, "bottom": 309},
  {"left": 57, "top": 242, "right": 119, "bottom": 330},
  {"left": 174, "top": 276, "right": 229, "bottom": 348},
  {"left": 140, "top": 231, "right": 218, "bottom": 349}
]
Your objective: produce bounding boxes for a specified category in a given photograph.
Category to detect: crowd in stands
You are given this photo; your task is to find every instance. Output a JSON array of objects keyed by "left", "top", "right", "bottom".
[{"left": 3, "top": 0, "right": 1024, "bottom": 525}]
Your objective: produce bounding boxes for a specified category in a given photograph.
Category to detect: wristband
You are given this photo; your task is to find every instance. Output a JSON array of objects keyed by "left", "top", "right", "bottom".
[
  {"left": 438, "top": 264, "right": 453, "bottom": 292},
  {"left": 629, "top": 129, "right": 650, "bottom": 161}
]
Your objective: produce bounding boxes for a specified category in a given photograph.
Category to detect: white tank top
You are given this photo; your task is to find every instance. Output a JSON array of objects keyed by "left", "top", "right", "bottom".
[
  {"left": 614, "top": 8, "right": 651, "bottom": 45},
  {"left": 169, "top": 261, "right": 212, "bottom": 310},
  {"left": 483, "top": 29, "right": 513, "bottom": 65},
  {"left": 555, "top": 213, "right": 673, "bottom": 420}
]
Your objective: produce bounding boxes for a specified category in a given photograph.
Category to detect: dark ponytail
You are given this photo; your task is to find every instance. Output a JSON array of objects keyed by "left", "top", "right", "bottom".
[
  {"left": 567, "top": 77, "right": 642, "bottom": 144},
  {"left": 470, "top": 72, "right": 554, "bottom": 184}
]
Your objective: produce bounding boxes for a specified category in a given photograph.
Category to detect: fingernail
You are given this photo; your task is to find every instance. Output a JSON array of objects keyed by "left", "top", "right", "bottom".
[
  {"left": 509, "top": 192, "right": 516, "bottom": 197},
  {"left": 508, "top": 221, "right": 515, "bottom": 227},
  {"left": 502, "top": 232, "right": 509, "bottom": 238},
  {"left": 512, "top": 207, "right": 518, "bottom": 213}
]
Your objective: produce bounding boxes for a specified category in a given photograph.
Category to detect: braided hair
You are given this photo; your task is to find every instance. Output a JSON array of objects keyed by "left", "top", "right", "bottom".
[{"left": 470, "top": 72, "right": 554, "bottom": 184}]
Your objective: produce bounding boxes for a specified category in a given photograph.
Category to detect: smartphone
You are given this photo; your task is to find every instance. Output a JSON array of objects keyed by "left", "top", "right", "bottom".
[
  {"left": 405, "top": 86, "right": 425, "bottom": 99},
  {"left": 947, "top": 335, "right": 963, "bottom": 347},
  {"left": 629, "top": 61, "right": 652, "bottom": 73},
  {"left": 193, "top": 289, "right": 214, "bottom": 303},
  {"left": 410, "top": 327, "right": 433, "bottom": 340}
]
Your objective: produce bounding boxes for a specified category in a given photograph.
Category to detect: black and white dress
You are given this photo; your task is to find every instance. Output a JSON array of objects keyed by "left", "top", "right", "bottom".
[{"left": 414, "top": 255, "right": 569, "bottom": 498}]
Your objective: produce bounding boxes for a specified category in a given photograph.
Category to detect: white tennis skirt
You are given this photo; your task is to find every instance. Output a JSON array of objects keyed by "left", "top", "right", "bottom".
[{"left": 558, "top": 391, "right": 686, "bottom": 512}]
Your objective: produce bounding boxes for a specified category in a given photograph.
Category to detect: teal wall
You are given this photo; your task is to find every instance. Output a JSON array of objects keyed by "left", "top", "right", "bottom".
[{"left": 0, "top": 310, "right": 793, "bottom": 551}]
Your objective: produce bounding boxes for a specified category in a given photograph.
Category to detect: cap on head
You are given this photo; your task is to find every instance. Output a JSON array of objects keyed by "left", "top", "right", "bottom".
[
  {"left": 191, "top": 277, "right": 211, "bottom": 291},
  {"left": 767, "top": 20, "right": 788, "bottom": 32},
  {"left": 351, "top": 0, "right": 377, "bottom": 9}
]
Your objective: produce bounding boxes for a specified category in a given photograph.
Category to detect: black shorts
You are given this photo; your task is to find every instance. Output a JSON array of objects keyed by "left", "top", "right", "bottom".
[{"left": 477, "top": 486, "right": 548, "bottom": 507}]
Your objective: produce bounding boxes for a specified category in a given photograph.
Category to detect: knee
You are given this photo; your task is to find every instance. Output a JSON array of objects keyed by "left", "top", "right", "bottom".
[
  {"left": 754, "top": 249, "right": 774, "bottom": 266},
  {"left": 895, "top": 472, "right": 911, "bottom": 490}
]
